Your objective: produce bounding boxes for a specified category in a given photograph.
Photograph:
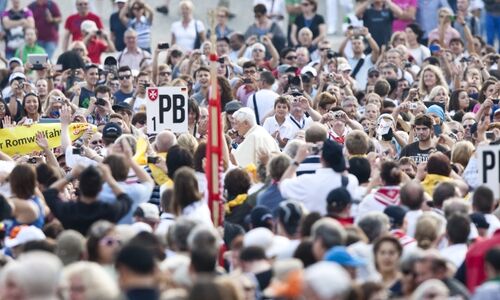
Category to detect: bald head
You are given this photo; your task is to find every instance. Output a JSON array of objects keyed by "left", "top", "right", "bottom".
[
  {"left": 154, "top": 131, "right": 177, "bottom": 152},
  {"left": 401, "top": 181, "right": 425, "bottom": 210}
]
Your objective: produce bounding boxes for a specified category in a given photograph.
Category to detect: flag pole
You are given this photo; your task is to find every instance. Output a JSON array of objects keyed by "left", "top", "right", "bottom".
[{"left": 206, "top": 9, "right": 223, "bottom": 227}]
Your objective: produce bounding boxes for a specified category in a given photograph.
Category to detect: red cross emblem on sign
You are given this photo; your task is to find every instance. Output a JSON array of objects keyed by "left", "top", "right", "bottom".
[{"left": 148, "top": 88, "right": 158, "bottom": 101}]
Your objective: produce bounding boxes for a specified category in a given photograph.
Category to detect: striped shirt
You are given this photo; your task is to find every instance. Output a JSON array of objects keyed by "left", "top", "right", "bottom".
[{"left": 129, "top": 16, "right": 151, "bottom": 51}]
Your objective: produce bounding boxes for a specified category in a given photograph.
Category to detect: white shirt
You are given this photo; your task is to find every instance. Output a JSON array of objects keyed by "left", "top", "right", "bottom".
[
  {"left": 247, "top": 89, "right": 279, "bottom": 124},
  {"left": 356, "top": 186, "right": 400, "bottom": 221},
  {"left": 405, "top": 210, "right": 423, "bottom": 238},
  {"left": 347, "top": 54, "right": 374, "bottom": 91},
  {"left": 440, "top": 243, "right": 468, "bottom": 268},
  {"left": 262, "top": 115, "right": 295, "bottom": 147},
  {"left": 485, "top": 214, "right": 500, "bottom": 237},
  {"left": 171, "top": 19, "right": 205, "bottom": 51},
  {"left": 287, "top": 114, "right": 313, "bottom": 139},
  {"left": 232, "top": 125, "right": 280, "bottom": 167},
  {"left": 280, "top": 168, "right": 359, "bottom": 215},
  {"left": 182, "top": 201, "right": 213, "bottom": 227},
  {"left": 408, "top": 45, "right": 431, "bottom": 66}
]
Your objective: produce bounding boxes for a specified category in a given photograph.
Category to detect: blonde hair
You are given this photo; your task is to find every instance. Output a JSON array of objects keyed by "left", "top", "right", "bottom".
[
  {"left": 415, "top": 213, "right": 442, "bottom": 250},
  {"left": 177, "top": 133, "right": 199, "bottom": 154},
  {"left": 418, "top": 65, "right": 448, "bottom": 95},
  {"left": 451, "top": 141, "right": 475, "bottom": 168},
  {"left": 179, "top": 0, "right": 194, "bottom": 11}
]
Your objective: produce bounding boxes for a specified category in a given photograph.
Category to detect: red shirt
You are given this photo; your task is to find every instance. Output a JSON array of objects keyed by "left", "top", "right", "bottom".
[
  {"left": 87, "top": 37, "right": 107, "bottom": 63},
  {"left": 465, "top": 229, "right": 500, "bottom": 292},
  {"left": 28, "top": 0, "right": 61, "bottom": 42},
  {"left": 64, "top": 12, "right": 103, "bottom": 42}
]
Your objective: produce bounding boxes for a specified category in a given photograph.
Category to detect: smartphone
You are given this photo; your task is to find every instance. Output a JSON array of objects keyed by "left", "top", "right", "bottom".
[
  {"left": 243, "top": 78, "right": 252, "bottom": 84},
  {"left": 95, "top": 98, "right": 106, "bottom": 106},
  {"left": 72, "top": 147, "right": 82, "bottom": 155},
  {"left": 449, "top": 15, "right": 456, "bottom": 22},
  {"left": 492, "top": 99, "right": 499, "bottom": 105},
  {"left": 147, "top": 156, "right": 159, "bottom": 164},
  {"left": 25, "top": 118, "right": 33, "bottom": 125},
  {"left": 429, "top": 44, "right": 441, "bottom": 53},
  {"left": 158, "top": 42, "right": 170, "bottom": 50},
  {"left": 433, "top": 124, "right": 442, "bottom": 136}
]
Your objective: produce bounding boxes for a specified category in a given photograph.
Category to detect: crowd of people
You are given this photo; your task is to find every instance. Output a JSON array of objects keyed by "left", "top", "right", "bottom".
[{"left": 0, "top": 0, "right": 499, "bottom": 299}]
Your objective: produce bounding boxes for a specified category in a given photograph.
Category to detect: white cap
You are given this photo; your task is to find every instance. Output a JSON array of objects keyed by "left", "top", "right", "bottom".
[
  {"left": 301, "top": 66, "right": 317, "bottom": 77},
  {"left": 5, "top": 225, "right": 46, "bottom": 248},
  {"left": 134, "top": 203, "right": 160, "bottom": 221},
  {"left": 252, "top": 43, "right": 266, "bottom": 52},
  {"left": 9, "top": 72, "right": 26, "bottom": 84},
  {"left": 80, "top": 20, "right": 98, "bottom": 33},
  {"left": 131, "top": 221, "right": 153, "bottom": 233},
  {"left": 338, "top": 63, "right": 352, "bottom": 72},
  {"left": 243, "top": 227, "right": 274, "bottom": 250},
  {"left": 115, "top": 0, "right": 126, "bottom": 2}
]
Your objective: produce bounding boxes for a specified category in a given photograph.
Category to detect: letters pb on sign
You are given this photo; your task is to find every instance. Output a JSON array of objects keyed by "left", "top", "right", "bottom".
[
  {"left": 477, "top": 144, "right": 500, "bottom": 199},
  {"left": 146, "top": 87, "right": 188, "bottom": 134}
]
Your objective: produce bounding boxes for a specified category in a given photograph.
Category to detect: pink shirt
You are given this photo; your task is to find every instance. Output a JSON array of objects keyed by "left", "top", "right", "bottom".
[{"left": 392, "top": 0, "right": 417, "bottom": 32}]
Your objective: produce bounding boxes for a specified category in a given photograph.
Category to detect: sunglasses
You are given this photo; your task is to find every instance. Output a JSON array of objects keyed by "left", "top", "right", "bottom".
[
  {"left": 100, "top": 237, "right": 121, "bottom": 247},
  {"left": 77, "top": 2, "right": 88, "bottom": 6},
  {"left": 369, "top": 73, "right": 379, "bottom": 78},
  {"left": 285, "top": 56, "right": 297, "bottom": 60},
  {"left": 119, "top": 75, "right": 131, "bottom": 80}
]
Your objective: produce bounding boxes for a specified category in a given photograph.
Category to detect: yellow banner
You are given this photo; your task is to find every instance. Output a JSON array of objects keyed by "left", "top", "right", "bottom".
[{"left": 0, "top": 123, "right": 95, "bottom": 156}]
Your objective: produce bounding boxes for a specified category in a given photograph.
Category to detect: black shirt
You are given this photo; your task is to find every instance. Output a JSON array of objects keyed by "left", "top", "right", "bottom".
[
  {"left": 362, "top": 5, "right": 394, "bottom": 46},
  {"left": 294, "top": 14, "right": 325, "bottom": 41},
  {"left": 399, "top": 141, "right": 448, "bottom": 165},
  {"left": 43, "top": 188, "right": 132, "bottom": 235}
]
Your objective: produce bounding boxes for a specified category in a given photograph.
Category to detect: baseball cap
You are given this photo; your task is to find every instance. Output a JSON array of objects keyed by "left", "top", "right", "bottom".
[
  {"left": 81, "top": 20, "right": 98, "bottom": 33},
  {"left": 321, "top": 139, "right": 346, "bottom": 172},
  {"left": 104, "top": 56, "right": 118, "bottom": 66},
  {"left": 5, "top": 225, "right": 46, "bottom": 248},
  {"left": 9, "top": 72, "right": 26, "bottom": 84},
  {"left": 8, "top": 57, "right": 23, "bottom": 67},
  {"left": 384, "top": 205, "right": 408, "bottom": 229},
  {"left": 243, "top": 227, "right": 274, "bottom": 250},
  {"left": 338, "top": 63, "right": 352, "bottom": 72},
  {"left": 102, "top": 122, "right": 122, "bottom": 140},
  {"left": 112, "top": 102, "right": 133, "bottom": 113},
  {"left": 368, "top": 67, "right": 379, "bottom": 75},
  {"left": 55, "top": 230, "right": 86, "bottom": 265},
  {"left": 326, "top": 187, "right": 352, "bottom": 210},
  {"left": 301, "top": 66, "right": 317, "bottom": 77},
  {"left": 277, "top": 200, "right": 304, "bottom": 234},
  {"left": 133, "top": 203, "right": 160, "bottom": 221},
  {"left": 324, "top": 246, "right": 365, "bottom": 267},
  {"left": 494, "top": 108, "right": 500, "bottom": 116},
  {"left": 250, "top": 206, "right": 273, "bottom": 229},
  {"left": 224, "top": 100, "right": 243, "bottom": 113}
]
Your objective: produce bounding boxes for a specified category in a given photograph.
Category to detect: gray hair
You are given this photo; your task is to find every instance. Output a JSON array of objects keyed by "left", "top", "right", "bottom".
[
  {"left": 167, "top": 217, "right": 199, "bottom": 252},
  {"left": 411, "top": 279, "right": 449, "bottom": 300},
  {"left": 357, "top": 212, "right": 390, "bottom": 243},
  {"left": 304, "top": 262, "right": 351, "bottom": 300},
  {"left": 443, "top": 197, "right": 471, "bottom": 220},
  {"left": 311, "top": 218, "right": 347, "bottom": 249},
  {"left": 63, "top": 261, "right": 120, "bottom": 300},
  {"left": 187, "top": 224, "right": 221, "bottom": 252},
  {"left": 0, "top": 251, "right": 63, "bottom": 299},
  {"left": 232, "top": 107, "right": 256, "bottom": 127},
  {"left": 283, "top": 139, "right": 305, "bottom": 158}
]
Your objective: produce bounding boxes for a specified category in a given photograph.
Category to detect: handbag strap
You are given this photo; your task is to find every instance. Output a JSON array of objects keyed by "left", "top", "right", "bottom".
[
  {"left": 350, "top": 58, "right": 365, "bottom": 78},
  {"left": 252, "top": 93, "right": 260, "bottom": 125}
]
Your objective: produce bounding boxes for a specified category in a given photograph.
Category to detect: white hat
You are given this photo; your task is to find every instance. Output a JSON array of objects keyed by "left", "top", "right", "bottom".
[
  {"left": 243, "top": 227, "right": 274, "bottom": 250},
  {"left": 80, "top": 20, "right": 98, "bottom": 33},
  {"left": 134, "top": 203, "right": 160, "bottom": 221},
  {"left": 338, "top": 63, "right": 352, "bottom": 72},
  {"left": 131, "top": 221, "right": 153, "bottom": 233},
  {"left": 9, "top": 72, "right": 26, "bottom": 84},
  {"left": 5, "top": 225, "right": 46, "bottom": 248},
  {"left": 115, "top": 0, "right": 126, "bottom": 2},
  {"left": 301, "top": 66, "right": 317, "bottom": 77},
  {"left": 252, "top": 43, "right": 266, "bottom": 52}
]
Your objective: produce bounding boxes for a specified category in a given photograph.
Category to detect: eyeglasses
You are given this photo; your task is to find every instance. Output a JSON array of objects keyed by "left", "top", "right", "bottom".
[
  {"left": 369, "top": 73, "right": 379, "bottom": 78},
  {"left": 91, "top": 139, "right": 103, "bottom": 145},
  {"left": 285, "top": 56, "right": 297, "bottom": 60},
  {"left": 244, "top": 69, "right": 257, "bottom": 75},
  {"left": 320, "top": 48, "right": 330, "bottom": 51},
  {"left": 118, "top": 75, "right": 131, "bottom": 80},
  {"left": 77, "top": 2, "right": 88, "bottom": 6},
  {"left": 99, "top": 237, "right": 121, "bottom": 247},
  {"left": 159, "top": 71, "right": 171, "bottom": 76},
  {"left": 463, "top": 124, "right": 474, "bottom": 128}
]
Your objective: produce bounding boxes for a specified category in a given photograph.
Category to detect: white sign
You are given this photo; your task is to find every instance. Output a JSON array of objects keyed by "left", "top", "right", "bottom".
[
  {"left": 146, "top": 87, "right": 188, "bottom": 133},
  {"left": 477, "top": 144, "right": 500, "bottom": 199}
]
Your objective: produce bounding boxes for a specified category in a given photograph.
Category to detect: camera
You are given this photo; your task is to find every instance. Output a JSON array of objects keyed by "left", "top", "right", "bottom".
[
  {"left": 243, "top": 78, "right": 252, "bottom": 84},
  {"left": 486, "top": 131, "right": 495, "bottom": 140},
  {"left": 288, "top": 75, "right": 301, "bottom": 87},
  {"left": 310, "top": 145, "right": 321, "bottom": 155},
  {"left": 28, "top": 157, "right": 37, "bottom": 164},
  {"left": 404, "top": 61, "right": 412, "bottom": 68},
  {"left": 147, "top": 156, "right": 159, "bottom": 164},
  {"left": 326, "top": 49, "right": 338, "bottom": 59},
  {"left": 460, "top": 56, "right": 471, "bottom": 63},
  {"left": 96, "top": 30, "right": 102, "bottom": 36},
  {"left": 158, "top": 42, "right": 170, "bottom": 50},
  {"left": 218, "top": 57, "right": 225, "bottom": 64},
  {"left": 491, "top": 55, "right": 499, "bottom": 64},
  {"left": 289, "top": 88, "right": 302, "bottom": 97},
  {"left": 143, "top": 83, "right": 150, "bottom": 88},
  {"left": 334, "top": 111, "right": 343, "bottom": 119},
  {"left": 95, "top": 98, "right": 107, "bottom": 106},
  {"left": 410, "top": 102, "right": 418, "bottom": 110}
]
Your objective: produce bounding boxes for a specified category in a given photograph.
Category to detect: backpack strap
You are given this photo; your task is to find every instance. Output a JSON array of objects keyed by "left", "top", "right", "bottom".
[
  {"left": 341, "top": 175, "right": 349, "bottom": 188},
  {"left": 252, "top": 93, "right": 260, "bottom": 125}
]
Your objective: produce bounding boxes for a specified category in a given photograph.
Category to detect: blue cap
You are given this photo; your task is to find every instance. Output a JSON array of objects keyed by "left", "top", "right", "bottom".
[{"left": 324, "top": 246, "right": 365, "bottom": 267}]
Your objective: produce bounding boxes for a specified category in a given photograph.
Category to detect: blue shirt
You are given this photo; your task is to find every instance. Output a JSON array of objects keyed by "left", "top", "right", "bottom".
[
  {"left": 110, "top": 12, "right": 126, "bottom": 51},
  {"left": 114, "top": 89, "right": 134, "bottom": 104},
  {"left": 256, "top": 183, "right": 285, "bottom": 214}
]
